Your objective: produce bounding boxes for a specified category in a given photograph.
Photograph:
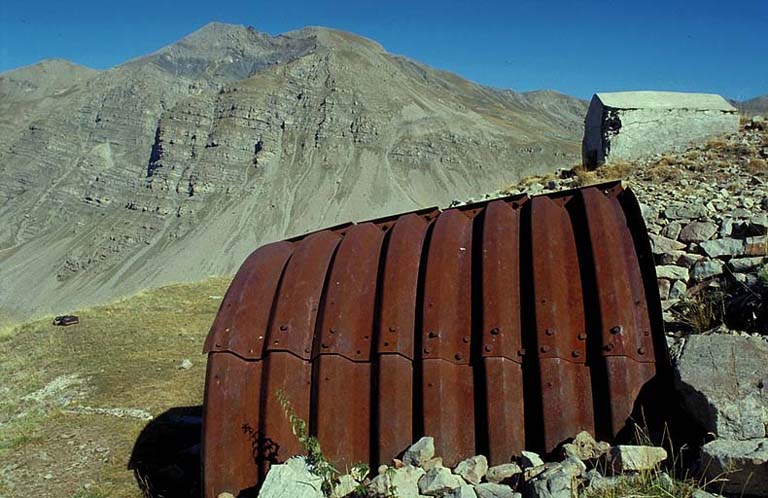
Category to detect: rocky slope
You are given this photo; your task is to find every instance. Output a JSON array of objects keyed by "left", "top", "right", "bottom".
[
  {"left": 502, "top": 116, "right": 768, "bottom": 341},
  {"left": 0, "top": 22, "right": 589, "bottom": 321},
  {"left": 733, "top": 94, "right": 768, "bottom": 115}
]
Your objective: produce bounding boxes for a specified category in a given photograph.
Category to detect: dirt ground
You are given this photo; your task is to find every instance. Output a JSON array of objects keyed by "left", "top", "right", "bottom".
[{"left": 0, "top": 278, "right": 230, "bottom": 498}]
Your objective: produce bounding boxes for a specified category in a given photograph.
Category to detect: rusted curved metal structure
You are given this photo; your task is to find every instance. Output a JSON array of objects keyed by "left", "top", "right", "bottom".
[{"left": 202, "top": 181, "right": 669, "bottom": 498}]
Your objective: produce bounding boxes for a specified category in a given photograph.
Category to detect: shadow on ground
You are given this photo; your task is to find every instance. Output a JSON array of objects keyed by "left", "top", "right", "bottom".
[{"left": 129, "top": 406, "right": 203, "bottom": 498}]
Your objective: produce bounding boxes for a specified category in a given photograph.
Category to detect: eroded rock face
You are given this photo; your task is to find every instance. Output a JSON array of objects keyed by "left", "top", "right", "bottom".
[
  {"left": 674, "top": 335, "right": 768, "bottom": 440},
  {"left": 0, "top": 23, "right": 586, "bottom": 322}
]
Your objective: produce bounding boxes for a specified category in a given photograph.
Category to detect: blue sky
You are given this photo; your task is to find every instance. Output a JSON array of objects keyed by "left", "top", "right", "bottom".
[{"left": 1, "top": 0, "right": 766, "bottom": 100}]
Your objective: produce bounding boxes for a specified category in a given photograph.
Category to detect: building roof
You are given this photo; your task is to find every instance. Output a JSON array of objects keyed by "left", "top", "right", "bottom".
[{"left": 595, "top": 91, "right": 737, "bottom": 112}]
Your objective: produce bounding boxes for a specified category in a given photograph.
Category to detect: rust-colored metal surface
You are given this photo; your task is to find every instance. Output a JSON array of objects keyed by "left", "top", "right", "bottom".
[{"left": 202, "top": 182, "right": 669, "bottom": 498}]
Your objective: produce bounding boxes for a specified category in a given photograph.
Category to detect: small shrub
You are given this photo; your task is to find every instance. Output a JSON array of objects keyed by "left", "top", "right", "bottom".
[{"left": 671, "top": 289, "right": 725, "bottom": 334}]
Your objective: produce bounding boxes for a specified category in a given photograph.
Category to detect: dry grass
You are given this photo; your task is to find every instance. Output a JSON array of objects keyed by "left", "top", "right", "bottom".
[
  {"left": 746, "top": 157, "right": 768, "bottom": 175},
  {"left": 573, "top": 160, "right": 636, "bottom": 187},
  {"left": 0, "top": 277, "right": 230, "bottom": 498}
]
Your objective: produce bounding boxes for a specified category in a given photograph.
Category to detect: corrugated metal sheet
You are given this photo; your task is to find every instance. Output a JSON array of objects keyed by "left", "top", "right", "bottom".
[{"left": 201, "top": 181, "right": 669, "bottom": 498}]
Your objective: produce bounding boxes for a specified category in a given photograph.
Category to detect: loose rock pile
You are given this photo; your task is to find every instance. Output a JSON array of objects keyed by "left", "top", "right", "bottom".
[
  {"left": 254, "top": 433, "right": 678, "bottom": 498},
  {"left": 503, "top": 117, "right": 768, "bottom": 340}
]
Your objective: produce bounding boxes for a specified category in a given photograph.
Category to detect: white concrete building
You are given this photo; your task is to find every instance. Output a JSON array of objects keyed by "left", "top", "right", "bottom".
[{"left": 582, "top": 91, "right": 739, "bottom": 167}]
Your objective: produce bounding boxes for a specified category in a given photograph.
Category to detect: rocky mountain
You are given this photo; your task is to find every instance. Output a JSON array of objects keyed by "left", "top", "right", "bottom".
[
  {"left": 0, "top": 22, "right": 588, "bottom": 321},
  {"left": 735, "top": 95, "right": 768, "bottom": 115}
]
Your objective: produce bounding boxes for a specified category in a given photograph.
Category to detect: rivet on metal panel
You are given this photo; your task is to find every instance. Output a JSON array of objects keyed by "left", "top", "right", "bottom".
[
  {"left": 214, "top": 343, "right": 221, "bottom": 348},
  {"left": 455, "top": 353, "right": 463, "bottom": 361},
  {"left": 610, "top": 325, "right": 623, "bottom": 335},
  {"left": 384, "top": 341, "right": 390, "bottom": 347},
  {"left": 540, "top": 345, "right": 550, "bottom": 353},
  {"left": 485, "top": 345, "right": 493, "bottom": 352},
  {"left": 638, "top": 347, "right": 646, "bottom": 355},
  {"left": 490, "top": 327, "right": 500, "bottom": 336},
  {"left": 389, "top": 326, "right": 397, "bottom": 333},
  {"left": 428, "top": 331, "right": 439, "bottom": 339},
  {"left": 462, "top": 336, "right": 469, "bottom": 343},
  {"left": 224, "top": 328, "right": 230, "bottom": 333},
  {"left": 304, "top": 347, "right": 310, "bottom": 353},
  {"left": 424, "top": 347, "right": 431, "bottom": 354},
  {"left": 280, "top": 324, "right": 288, "bottom": 331},
  {"left": 329, "top": 328, "right": 336, "bottom": 334},
  {"left": 643, "top": 330, "right": 650, "bottom": 336},
  {"left": 571, "top": 350, "right": 581, "bottom": 358},
  {"left": 322, "top": 343, "right": 329, "bottom": 349},
  {"left": 577, "top": 332, "right": 587, "bottom": 341},
  {"left": 517, "top": 349, "right": 526, "bottom": 356},
  {"left": 603, "top": 343, "right": 613, "bottom": 352},
  {"left": 545, "top": 328, "right": 555, "bottom": 336},
  {"left": 273, "top": 340, "right": 279, "bottom": 345},
  {"left": 249, "top": 349, "right": 254, "bottom": 353}
]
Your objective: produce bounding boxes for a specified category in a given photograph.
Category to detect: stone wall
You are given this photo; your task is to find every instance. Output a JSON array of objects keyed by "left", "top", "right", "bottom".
[{"left": 582, "top": 92, "right": 740, "bottom": 167}]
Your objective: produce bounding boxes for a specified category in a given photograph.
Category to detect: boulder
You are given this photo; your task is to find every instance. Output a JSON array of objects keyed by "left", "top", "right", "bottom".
[
  {"left": 257, "top": 457, "right": 324, "bottom": 498},
  {"left": 649, "top": 234, "right": 686, "bottom": 254},
  {"left": 664, "top": 204, "right": 708, "bottom": 220},
  {"left": 419, "top": 466, "right": 464, "bottom": 496},
  {"left": 674, "top": 335, "right": 768, "bottom": 440},
  {"left": 368, "top": 465, "right": 425, "bottom": 498},
  {"left": 605, "top": 445, "right": 667, "bottom": 472},
  {"left": 700, "top": 438, "right": 768, "bottom": 497},
  {"left": 525, "top": 458, "right": 584, "bottom": 498},
  {"left": 690, "top": 260, "right": 724, "bottom": 281},
  {"left": 475, "top": 482, "right": 521, "bottom": 498},
  {"left": 520, "top": 451, "right": 544, "bottom": 468},
  {"left": 454, "top": 455, "right": 488, "bottom": 485},
  {"left": 562, "top": 431, "right": 611, "bottom": 461},
  {"left": 729, "top": 256, "right": 764, "bottom": 272},
  {"left": 403, "top": 436, "right": 435, "bottom": 467},
  {"left": 486, "top": 463, "right": 522, "bottom": 484},
  {"left": 679, "top": 221, "right": 718, "bottom": 243},
  {"left": 655, "top": 265, "right": 689, "bottom": 281},
  {"left": 449, "top": 485, "right": 478, "bottom": 498},
  {"left": 661, "top": 221, "right": 683, "bottom": 240},
  {"left": 331, "top": 474, "right": 359, "bottom": 498},
  {"left": 699, "top": 238, "right": 745, "bottom": 258}
]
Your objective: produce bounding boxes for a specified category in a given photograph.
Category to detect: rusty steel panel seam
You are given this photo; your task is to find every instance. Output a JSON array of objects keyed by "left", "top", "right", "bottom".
[{"left": 202, "top": 181, "right": 669, "bottom": 498}]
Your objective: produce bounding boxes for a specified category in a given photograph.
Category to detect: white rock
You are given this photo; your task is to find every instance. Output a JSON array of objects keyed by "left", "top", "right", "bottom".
[
  {"left": 605, "top": 445, "right": 667, "bottom": 472},
  {"left": 520, "top": 451, "right": 544, "bottom": 468},
  {"left": 257, "top": 457, "right": 323, "bottom": 498},
  {"left": 690, "top": 260, "right": 723, "bottom": 281},
  {"left": 454, "top": 455, "right": 488, "bottom": 484},
  {"left": 419, "top": 466, "right": 464, "bottom": 496},
  {"left": 331, "top": 474, "right": 359, "bottom": 498},
  {"left": 475, "top": 482, "right": 521, "bottom": 498},
  {"left": 655, "top": 265, "right": 689, "bottom": 281},
  {"left": 403, "top": 436, "right": 435, "bottom": 467},
  {"left": 179, "top": 358, "right": 193, "bottom": 370},
  {"left": 368, "top": 465, "right": 425, "bottom": 498},
  {"left": 562, "top": 431, "right": 610, "bottom": 461},
  {"left": 486, "top": 463, "right": 522, "bottom": 484},
  {"left": 699, "top": 238, "right": 745, "bottom": 258},
  {"left": 449, "top": 484, "right": 478, "bottom": 498}
]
